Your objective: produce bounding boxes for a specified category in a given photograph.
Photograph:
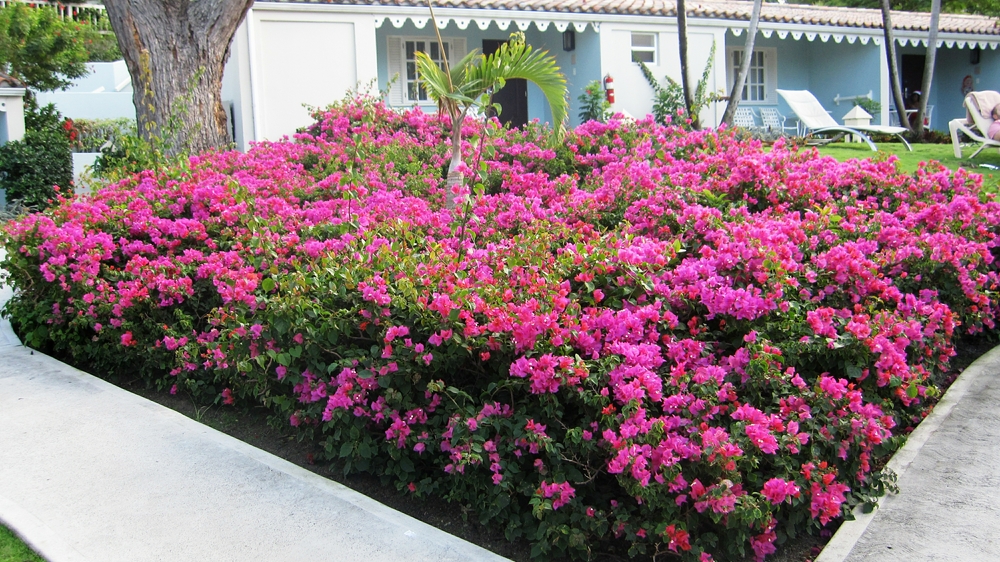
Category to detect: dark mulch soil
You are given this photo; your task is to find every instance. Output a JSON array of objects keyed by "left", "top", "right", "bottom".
[{"left": 65, "top": 334, "right": 1000, "bottom": 562}]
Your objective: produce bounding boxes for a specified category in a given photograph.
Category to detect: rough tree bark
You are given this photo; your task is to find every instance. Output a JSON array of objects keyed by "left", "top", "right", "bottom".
[
  {"left": 915, "top": 0, "right": 941, "bottom": 136},
  {"left": 880, "top": 0, "right": 913, "bottom": 134},
  {"left": 721, "top": 0, "right": 763, "bottom": 126},
  {"left": 676, "top": 0, "right": 700, "bottom": 130},
  {"left": 103, "top": 0, "right": 254, "bottom": 157}
]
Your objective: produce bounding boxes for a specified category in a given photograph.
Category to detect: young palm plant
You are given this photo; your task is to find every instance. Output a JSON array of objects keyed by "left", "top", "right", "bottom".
[{"left": 415, "top": 31, "right": 567, "bottom": 208}]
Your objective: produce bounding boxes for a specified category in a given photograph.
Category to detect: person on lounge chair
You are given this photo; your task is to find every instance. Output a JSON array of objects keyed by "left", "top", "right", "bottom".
[{"left": 990, "top": 104, "right": 1000, "bottom": 141}]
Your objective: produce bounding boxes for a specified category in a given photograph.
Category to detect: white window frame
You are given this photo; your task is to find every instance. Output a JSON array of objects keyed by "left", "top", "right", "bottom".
[
  {"left": 631, "top": 32, "right": 657, "bottom": 65},
  {"left": 386, "top": 36, "right": 466, "bottom": 107},
  {"left": 725, "top": 46, "right": 777, "bottom": 105}
]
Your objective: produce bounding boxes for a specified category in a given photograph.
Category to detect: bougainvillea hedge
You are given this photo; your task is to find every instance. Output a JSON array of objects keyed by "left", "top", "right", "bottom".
[{"left": 3, "top": 96, "right": 999, "bottom": 561}]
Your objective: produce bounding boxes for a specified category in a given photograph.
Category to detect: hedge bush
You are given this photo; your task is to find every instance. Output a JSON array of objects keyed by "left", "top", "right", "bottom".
[
  {"left": 0, "top": 102, "right": 72, "bottom": 210},
  {"left": 3, "top": 96, "right": 999, "bottom": 561}
]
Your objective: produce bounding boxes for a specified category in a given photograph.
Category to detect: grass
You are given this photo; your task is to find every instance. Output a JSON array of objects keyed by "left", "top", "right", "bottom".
[
  {"left": 0, "top": 524, "right": 44, "bottom": 562},
  {"left": 813, "top": 141, "right": 1000, "bottom": 191}
]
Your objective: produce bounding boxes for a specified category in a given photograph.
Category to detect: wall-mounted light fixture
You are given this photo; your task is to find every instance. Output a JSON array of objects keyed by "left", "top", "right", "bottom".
[
  {"left": 563, "top": 29, "right": 576, "bottom": 52},
  {"left": 971, "top": 46, "right": 981, "bottom": 65}
]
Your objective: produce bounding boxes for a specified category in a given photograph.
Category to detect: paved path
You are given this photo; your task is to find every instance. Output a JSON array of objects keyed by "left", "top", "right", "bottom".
[
  {"left": 0, "top": 271, "right": 506, "bottom": 561},
  {"left": 818, "top": 344, "right": 1000, "bottom": 562}
]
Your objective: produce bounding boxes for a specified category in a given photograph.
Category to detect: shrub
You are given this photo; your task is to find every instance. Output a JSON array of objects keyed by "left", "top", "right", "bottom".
[
  {"left": 70, "top": 118, "right": 136, "bottom": 153},
  {"left": 578, "top": 80, "right": 610, "bottom": 124},
  {"left": 0, "top": 101, "right": 72, "bottom": 210},
  {"left": 637, "top": 42, "right": 721, "bottom": 129},
  {"left": 3, "top": 97, "right": 1000, "bottom": 561}
]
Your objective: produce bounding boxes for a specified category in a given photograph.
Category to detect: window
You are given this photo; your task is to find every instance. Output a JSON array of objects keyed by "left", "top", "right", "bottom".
[
  {"left": 631, "top": 33, "right": 657, "bottom": 64},
  {"left": 726, "top": 47, "right": 777, "bottom": 104},
  {"left": 386, "top": 36, "right": 466, "bottom": 107},
  {"left": 403, "top": 39, "right": 451, "bottom": 102}
]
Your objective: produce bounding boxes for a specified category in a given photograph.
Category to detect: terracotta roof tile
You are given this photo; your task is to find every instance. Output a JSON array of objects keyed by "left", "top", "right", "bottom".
[
  {"left": 262, "top": 0, "right": 1000, "bottom": 35},
  {"left": 0, "top": 72, "right": 24, "bottom": 88}
]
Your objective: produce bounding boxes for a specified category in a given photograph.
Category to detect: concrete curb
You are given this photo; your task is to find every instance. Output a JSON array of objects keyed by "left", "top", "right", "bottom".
[
  {"left": 815, "top": 343, "right": 1000, "bottom": 562},
  {"left": 0, "top": 349, "right": 507, "bottom": 561},
  {"left": 0, "top": 494, "right": 89, "bottom": 562}
]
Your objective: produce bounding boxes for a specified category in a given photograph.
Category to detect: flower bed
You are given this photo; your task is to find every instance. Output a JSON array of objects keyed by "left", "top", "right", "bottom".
[{"left": 3, "top": 96, "right": 1000, "bottom": 561}]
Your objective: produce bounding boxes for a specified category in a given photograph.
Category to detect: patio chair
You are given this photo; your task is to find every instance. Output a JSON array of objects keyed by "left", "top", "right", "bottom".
[
  {"left": 890, "top": 104, "right": 934, "bottom": 128},
  {"left": 759, "top": 107, "right": 798, "bottom": 135},
  {"left": 776, "top": 89, "right": 912, "bottom": 151},
  {"left": 949, "top": 92, "right": 1000, "bottom": 159},
  {"left": 733, "top": 106, "right": 758, "bottom": 129}
]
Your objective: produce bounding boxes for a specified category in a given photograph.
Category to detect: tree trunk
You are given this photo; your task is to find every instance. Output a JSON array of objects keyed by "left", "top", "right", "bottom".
[
  {"left": 915, "top": 0, "right": 941, "bottom": 137},
  {"left": 676, "top": 0, "right": 700, "bottom": 130},
  {"left": 103, "top": 0, "right": 254, "bottom": 157},
  {"left": 445, "top": 111, "right": 466, "bottom": 209},
  {"left": 721, "top": 0, "right": 763, "bottom": 127},
  {"left": 880, "top": 0, "right": 913, "bottom": 134}
]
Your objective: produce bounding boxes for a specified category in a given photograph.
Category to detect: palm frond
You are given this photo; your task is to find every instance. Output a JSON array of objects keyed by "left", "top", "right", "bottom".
[{"left": 467, "top": 37, "right": 568, "bottom": 131}]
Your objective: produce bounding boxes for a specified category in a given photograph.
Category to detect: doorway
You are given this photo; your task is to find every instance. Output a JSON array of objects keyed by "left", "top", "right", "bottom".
[
  {"left": 482, "top": 39, "right": 528, "bottom": 128},
  {"left": 901, "top": 54, "right": 925, "bottom": 101}
]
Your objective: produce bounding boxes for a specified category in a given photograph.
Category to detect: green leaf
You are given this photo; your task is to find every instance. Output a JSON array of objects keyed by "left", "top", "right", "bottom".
[
  {"left": 261, "top": 277, "right": 275, "bottom": 292},
  {"left": 358, "top": 441, "right": 372, "bottom": 459},
  {"left": 340, "top": 442, "right": 353, "bottom": 458},
  {"left": 845, "top": 363, "right": 862, "bottom": 379}
]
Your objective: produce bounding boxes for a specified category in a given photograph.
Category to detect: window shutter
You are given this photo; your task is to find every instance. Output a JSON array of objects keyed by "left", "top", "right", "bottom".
[
  {"left": 386, "top": 36, "right": 404, "bottom": 106},
  {"left": 765, "top": 49, "right": 778, "bottom": 104},
  {"left": 453, "top": 37, "right": 467, "bottom": 59}
]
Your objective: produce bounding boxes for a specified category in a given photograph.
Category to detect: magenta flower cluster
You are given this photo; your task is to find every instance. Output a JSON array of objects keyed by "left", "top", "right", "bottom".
[{"left": 4, "top": 96, "right": 999, "bottom": 561}]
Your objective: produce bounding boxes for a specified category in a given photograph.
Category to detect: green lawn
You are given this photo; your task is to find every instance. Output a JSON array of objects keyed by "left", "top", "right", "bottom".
[
  {"left": 0, "top": 525, "right": 44, "bottom": 562},
  {"left": 812, "top": 141, "right": 1000, "bottom": 192}
]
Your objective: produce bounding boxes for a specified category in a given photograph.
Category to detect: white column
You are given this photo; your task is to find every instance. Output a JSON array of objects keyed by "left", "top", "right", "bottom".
[
  {"left": 0, "top": 88, "right": 27, "bottom": 145},
  {"left": 879, "top": 41, "right": 890, "bottom": 126}
]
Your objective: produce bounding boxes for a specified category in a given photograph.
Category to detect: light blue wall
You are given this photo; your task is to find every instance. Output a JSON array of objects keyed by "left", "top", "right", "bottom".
[
  {"left": 725, "top": 32, "right": 812, "bottom": 127},
  {"left": 525, "top": 26, "right": 602, "bottom": 128},
  {"left": 807, "top": 41, "right": 881, "bottom": 124},
  {"left": 375, "top": 21, "right": 601, "bottom": 128},
  {"left": 727, "top": 32, "right": 883, "bottom": 127}
]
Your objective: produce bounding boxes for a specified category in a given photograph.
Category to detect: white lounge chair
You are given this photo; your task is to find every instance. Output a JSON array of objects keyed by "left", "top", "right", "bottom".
[
  {"left": 733, "top": 106, "right": 757, "bottom": 129},
  {"left": 759, "top": 107, "right": 798, "bottom": 135},
  {"left": 776, "top": 89, "right": 912, "bottom": 152},
  {"left": 949, "top": 92, "right": 1000, "bottom": 159}
]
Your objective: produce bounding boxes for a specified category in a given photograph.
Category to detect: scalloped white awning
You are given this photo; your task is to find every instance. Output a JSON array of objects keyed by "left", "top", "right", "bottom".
[
  {"left": 375, "top": 14, "right": 600, "bottom": 33},
  {"left": 732, "top": 24, "right": 997, "bottom": 49}
]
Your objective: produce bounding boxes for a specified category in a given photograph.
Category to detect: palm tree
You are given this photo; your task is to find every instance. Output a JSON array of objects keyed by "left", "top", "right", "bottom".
[
  {"left": 676, "top": 0, "right": 700, "bottom": 129},
  {"left": 881, "top": 0, "right": 914, "bottom": 134},
  {"left": 415, "top": 31, "right": 568, "bottom": 208},
  {"left": 721, "top": 0, "right": 763, "bottom": 127},
  {"left": 915, "top": 0, "right": 941, "bottom": 136}
]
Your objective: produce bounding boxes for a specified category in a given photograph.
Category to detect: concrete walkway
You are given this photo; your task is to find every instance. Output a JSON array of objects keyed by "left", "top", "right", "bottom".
[
  {"left": 0, "top": 279, "right": 506, "bottom": 561},
  {"left": 818, "top": 344, "right": 1000, "bottom": 562}
]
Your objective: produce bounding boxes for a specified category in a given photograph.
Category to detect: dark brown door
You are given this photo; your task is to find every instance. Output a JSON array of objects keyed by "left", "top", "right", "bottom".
[{"left": 482, "top": 39, "right": 528, "bottom": 128}]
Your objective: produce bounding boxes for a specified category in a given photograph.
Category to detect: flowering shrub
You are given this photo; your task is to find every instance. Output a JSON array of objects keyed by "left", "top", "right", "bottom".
[{"left": 4, "top": 95, "right": 1000, "bottom": 561}]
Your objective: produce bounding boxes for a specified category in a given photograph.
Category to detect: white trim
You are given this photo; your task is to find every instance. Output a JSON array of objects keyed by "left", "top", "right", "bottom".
[
  {"left": 630, "top": 31, "right": 657, "bottom": 65},
  {"left": 246, "top": 7, "right": 261, "bottom": 142}
]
